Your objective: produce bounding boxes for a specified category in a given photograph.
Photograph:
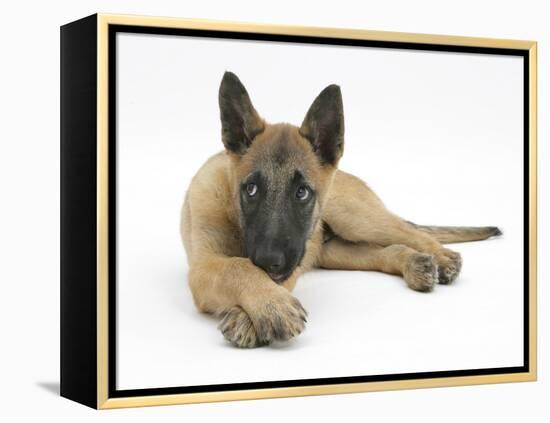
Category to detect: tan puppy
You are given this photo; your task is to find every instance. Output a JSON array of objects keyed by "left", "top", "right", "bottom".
[{"left": 180, "top": 72, "right": 501, "bottom": 348}]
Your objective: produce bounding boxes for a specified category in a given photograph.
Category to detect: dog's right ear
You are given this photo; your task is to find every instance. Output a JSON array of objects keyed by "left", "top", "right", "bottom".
[
  {"left": 299, "top": 84, "right": 344, "bottom": 166},
  {"left": 218, "top": 72, "right": 265, "bottom": 155}
]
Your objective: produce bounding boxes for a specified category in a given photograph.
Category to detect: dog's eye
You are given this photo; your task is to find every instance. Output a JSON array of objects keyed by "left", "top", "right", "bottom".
[
  {"left": 296, "top": 186, "right": 309, "bottom": 201},
  {"left": 246, "top": 183, "right": 258, "bottom": 197}
]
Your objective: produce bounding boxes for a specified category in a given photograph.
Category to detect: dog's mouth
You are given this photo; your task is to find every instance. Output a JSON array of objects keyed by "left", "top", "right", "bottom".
[
  {"left": 268, "top": 272, "right": 290, "bottom": 284},
  {"left": 266, "top": 255, "right": 304, "bottom": 284}
]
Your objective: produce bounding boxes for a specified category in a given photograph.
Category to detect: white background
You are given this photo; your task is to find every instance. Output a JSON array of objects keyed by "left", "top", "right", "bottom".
[
  {"left": 0, "top": 0, "right": 548, "bottom": 421},
  {"left": 117, "top": 33, "right": 524, "bottom": 389}
]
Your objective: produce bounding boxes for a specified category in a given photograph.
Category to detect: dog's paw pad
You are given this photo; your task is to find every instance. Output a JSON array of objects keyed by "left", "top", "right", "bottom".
[
  {"left": 251, "top": 294, "right": 307, "bottom": 344},
  {"left": 436, "top": 249, "right": 462, "bottom": 284},
  {"left": 218, "top": 306, "right": 264, "bottom": 348},
  {"left": 404, "top": 253, "right": 438, "bottom": 292}
]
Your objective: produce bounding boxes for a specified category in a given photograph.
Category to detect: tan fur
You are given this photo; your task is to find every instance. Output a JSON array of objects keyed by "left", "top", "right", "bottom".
[
  {"left": 318, "top": 239, "right": 439, "bottom": 292},
  {"left": 181, "top": 94, "right": 497, "bottom": 348}
]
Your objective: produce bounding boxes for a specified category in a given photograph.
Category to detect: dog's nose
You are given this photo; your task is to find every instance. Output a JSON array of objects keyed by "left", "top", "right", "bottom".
[{"left": 253, "top": 250, "right": 285, "bottom": 274}]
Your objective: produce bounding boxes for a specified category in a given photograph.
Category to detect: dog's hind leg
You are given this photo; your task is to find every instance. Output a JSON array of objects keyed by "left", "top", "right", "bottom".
[
  {"left": 318, "top": 238, "right": 438, "bottom": 292},
  {"left": 322, "top": 170, "right": 462, "bottom": 284}
]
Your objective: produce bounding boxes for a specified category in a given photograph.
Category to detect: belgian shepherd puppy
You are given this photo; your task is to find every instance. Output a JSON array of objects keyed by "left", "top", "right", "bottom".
[{"left": 180, "top": 71, "right": 501, "bottom": 348}]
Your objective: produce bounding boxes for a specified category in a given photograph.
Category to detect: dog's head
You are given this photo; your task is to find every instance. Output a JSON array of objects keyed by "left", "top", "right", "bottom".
[{"left": 219, "top": 71, "right": 344, "bottom": 283}]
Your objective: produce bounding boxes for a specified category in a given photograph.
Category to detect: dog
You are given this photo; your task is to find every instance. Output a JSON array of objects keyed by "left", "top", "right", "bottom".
[{"left": 180, "top": 71, "right": 502, "bottom": 348}]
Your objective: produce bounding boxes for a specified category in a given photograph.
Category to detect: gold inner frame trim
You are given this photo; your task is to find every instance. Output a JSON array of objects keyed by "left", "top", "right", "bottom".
[{"left": 95, "top": 13, "right": 537, "bottom": 409}]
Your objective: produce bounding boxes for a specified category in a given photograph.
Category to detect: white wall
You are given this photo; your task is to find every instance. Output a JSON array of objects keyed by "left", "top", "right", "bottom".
[{"left": 1, "top": 0, "right": 546, "bottom": 421}]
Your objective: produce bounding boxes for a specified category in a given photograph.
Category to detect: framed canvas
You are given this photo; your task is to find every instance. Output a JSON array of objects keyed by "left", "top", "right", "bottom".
[{"left": 60, "top": 13, "right": 537, "bottom": 409}]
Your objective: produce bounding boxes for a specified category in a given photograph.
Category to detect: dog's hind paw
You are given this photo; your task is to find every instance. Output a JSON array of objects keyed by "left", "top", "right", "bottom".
[
  {"left": 403, "top": 253, "right": 438, "bottom": 292},
  {"left": 435, "top": 248, "right": 462, "bottom": 284},
  {"left": 218, "top": 306, "right": 264, "bottom": 348}
]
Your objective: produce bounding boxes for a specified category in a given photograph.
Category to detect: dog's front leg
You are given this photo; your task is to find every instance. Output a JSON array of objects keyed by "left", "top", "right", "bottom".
[{"left": 188, "top": 256, "right": 307, "bottom": 348}]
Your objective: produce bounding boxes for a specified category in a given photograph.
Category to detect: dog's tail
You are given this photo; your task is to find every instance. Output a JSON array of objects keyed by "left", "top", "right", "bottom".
[{"left": 407, "top": 221, "right": 502, "bottom": 244}]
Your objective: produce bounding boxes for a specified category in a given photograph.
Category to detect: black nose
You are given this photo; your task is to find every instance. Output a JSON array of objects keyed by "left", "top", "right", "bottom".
[{"left": 253, "top": 249, "right": 286, "bottom": 273}]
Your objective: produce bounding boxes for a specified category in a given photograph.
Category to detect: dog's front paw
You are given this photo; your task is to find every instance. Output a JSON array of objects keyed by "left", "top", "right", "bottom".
[
  {"left": 247, "top": 290, "right": 308, "bottom": 345},
  {"left": 435, "top": 248, "right": 462, "bottom": 284},
  {"left": 403, "top": 253, "right": 438, "bottom": 292},
  {"left": 218, "top": 306, "right": 264, "bottom": 348}
]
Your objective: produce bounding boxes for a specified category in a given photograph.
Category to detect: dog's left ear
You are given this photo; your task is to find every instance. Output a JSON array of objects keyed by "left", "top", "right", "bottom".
[
  {"left": 219, "top": 72, "right": 265, "bottom": 155},
  {"left": 299, "top": 85, "right": 344, "bottom": 166}
]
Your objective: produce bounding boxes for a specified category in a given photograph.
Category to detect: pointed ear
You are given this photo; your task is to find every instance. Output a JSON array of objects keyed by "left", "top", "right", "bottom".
[
  {"left": 299, "top": 85, "right": 344, "bottom": 166},
  {"left": 218, "top": 72, "right": 265, "bottom": 155}
]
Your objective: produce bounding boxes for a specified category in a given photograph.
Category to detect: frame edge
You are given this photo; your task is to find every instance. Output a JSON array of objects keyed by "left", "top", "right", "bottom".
[
  {"left": 98, "top": 372, "right": 536, "bottom": 409},
  {"left": 96, "top": 12, "right": 536, "bottom": 50},
  {"left": 97, "top": 13, "right": 110, "bottom": 409},
  {"left": 528, "top": 41, "right": 538, "bottom": 381},
  {"left": 60, "top": 13, "right": 99, "bottom": 410}
]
